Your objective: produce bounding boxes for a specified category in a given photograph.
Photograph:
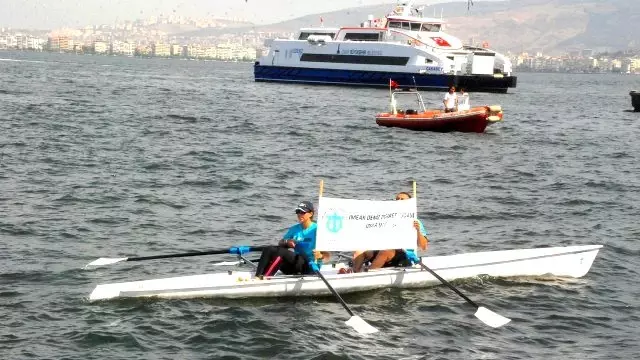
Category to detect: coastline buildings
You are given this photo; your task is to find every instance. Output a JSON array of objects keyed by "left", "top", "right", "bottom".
[
  {"left": 1, "top": 21, "right": 639, "bottom": 72},
  {"left": 0, "top": 31, "right": 45, "bottom": 51},
  {"left": 512, "top": 51, "right": 640, "bottom": 74}
]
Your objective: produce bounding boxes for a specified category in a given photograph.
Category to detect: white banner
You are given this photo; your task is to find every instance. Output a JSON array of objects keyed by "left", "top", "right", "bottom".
[{"left": 315, "top": 196, "right": 417, "bottom": 251}]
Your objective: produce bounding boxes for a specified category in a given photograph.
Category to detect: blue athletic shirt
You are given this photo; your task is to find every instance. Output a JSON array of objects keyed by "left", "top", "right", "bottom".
[
  {"left": 282, "top": 222, "right": 318, "bottom": 264},
  {"left": 404, "top": 219, "right": 429, "bottom": 264}
]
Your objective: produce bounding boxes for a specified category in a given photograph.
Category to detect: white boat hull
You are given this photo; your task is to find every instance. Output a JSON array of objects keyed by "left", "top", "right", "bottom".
[{"left": 89, "top": 245, "right": 602, "bottom": 301}]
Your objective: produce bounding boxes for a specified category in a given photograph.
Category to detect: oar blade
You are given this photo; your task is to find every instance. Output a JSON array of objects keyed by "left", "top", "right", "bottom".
[
  {"left": 86, "top": 257, "right": 128, "bottom": 267},
  {"left": 345, "top": 315, "right": 379, "bottom": 334},
  {"left": 474, "top": 306, "right": 511, "bottom": 328},
  {"left": 211, "top": 261, "right": 243, "bottom": 266}
]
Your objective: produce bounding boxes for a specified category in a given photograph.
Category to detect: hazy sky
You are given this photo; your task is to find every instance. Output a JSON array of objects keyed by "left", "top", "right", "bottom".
[{"left": 1, "top": 0, "right": 407, "bottom": 30}]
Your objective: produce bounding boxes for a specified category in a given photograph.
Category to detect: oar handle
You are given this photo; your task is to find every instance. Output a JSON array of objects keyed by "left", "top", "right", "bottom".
[{"left": 126, "top": 246, "right": 269, "bottom": 262}]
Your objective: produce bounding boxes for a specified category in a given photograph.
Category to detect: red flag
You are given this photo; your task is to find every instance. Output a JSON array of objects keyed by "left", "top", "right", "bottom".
[
  {"left": 431, "top": 37, "right": 451, "bottom": 47},
  {"left": 389, "top": 79, "right": 399, "bottom": 89}
]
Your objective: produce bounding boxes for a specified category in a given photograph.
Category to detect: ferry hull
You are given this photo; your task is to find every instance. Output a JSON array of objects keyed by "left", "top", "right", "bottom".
[{"left": 254, "top": 64, "right": 517, "bottom": 93}]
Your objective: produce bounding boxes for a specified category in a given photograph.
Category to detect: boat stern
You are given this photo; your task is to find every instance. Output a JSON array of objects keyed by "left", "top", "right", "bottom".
[{"left": 486, "top": 105, "right": 503, "bottom": 123}]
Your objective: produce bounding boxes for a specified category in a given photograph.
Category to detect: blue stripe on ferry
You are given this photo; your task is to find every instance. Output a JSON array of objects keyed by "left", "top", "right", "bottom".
[{"left": 254, "top": 64, "right": 516, "bottom": 93}]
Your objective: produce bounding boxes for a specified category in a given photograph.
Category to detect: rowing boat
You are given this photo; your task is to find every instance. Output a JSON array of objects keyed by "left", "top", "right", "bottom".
[{"left": 89, "top": 244, "right": 602, "bottom": 301}]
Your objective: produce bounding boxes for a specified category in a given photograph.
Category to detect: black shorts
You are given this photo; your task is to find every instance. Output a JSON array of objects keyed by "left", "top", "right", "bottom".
[
  {"left": 255, "top": 246, "right": 312, "bottom": 276},
  {"left": 279, "top": 253, "right": 312, "bottom": 275},
  {"left": 371, "top": 249, "right": 410, "bottom": 268}
]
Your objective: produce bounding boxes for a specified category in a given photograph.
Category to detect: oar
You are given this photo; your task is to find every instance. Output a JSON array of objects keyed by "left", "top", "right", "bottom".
[
  {"left": 409, "top": 180, "right": 508, "bottom": 327},
  {"left": 315, "top": 179, "right": 376, "bottom": 334},
  {"left": 417, "top": 260, "right": 511, "bottom": 328},
  {"left": 86, "top": 246, "right": 268, "bottom": 267},
  {"left": 211, "top": 258, "right": 260, "bottom": 267},
  {"left": 308, "top": 260, "right": 378, "bottom": 335}
]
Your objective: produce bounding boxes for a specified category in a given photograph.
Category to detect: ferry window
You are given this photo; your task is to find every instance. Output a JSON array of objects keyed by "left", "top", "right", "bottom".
[
  {"left": 421, "top": 24, "right": 441, "bottom": 32},
  {"left": 411, "top": 23, "right": 422, "bottom": 31},
  {"left": 388, "top": 21, "right": 401, "bottom": 29},
  {"left": 300, "top": 53, "right": 409, "bottom": 66},
  {"left": 425, "top": 58, "right": 433, "bottom": 63},
  {"left": 343, "top": 33, "right": 381, "bottom": 41},
  {"left": 387, "top": 31, "right": 409, "bottom": 43},
  {"left": 402, "top": 22, "right": 411, "bottom": 30},
  {"left": 298, "top": 32, "right": 336, "bottom": 40}
]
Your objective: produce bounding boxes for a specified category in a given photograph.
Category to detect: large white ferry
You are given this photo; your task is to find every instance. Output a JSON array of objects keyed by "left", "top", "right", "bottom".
[{"left": 254, "top": 1, "right": 517, "bottom": 93}]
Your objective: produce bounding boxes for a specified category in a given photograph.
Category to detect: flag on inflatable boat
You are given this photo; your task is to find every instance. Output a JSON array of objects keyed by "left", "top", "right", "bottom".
[{"left": 315, "top": 196, "right": 418, "bottom": 251}]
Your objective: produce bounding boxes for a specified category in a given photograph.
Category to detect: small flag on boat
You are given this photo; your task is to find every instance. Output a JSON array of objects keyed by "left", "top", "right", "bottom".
[
  {"left": 431, "top": 37, "right": 451, "bottom": 47},
  {"left": 389, "top": 79, "right": 399, "bottom": 89}
]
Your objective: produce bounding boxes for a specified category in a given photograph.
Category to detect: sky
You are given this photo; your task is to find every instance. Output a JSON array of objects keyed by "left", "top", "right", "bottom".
[{"left": 0, "top": 0, "right": 408, "bottom": 30}]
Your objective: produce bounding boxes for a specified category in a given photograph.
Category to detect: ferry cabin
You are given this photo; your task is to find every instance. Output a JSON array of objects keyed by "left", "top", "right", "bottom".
[{"left": 269, "top": 17, "right": 511, "bottom": 78}]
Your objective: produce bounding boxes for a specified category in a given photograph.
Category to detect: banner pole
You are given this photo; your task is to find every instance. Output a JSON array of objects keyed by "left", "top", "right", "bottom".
[
  {"left": 319, "top": 179, "right": 324, "bottom": 198},
  {"left": 412, "top": 180, "right": 417, "bottom": 199}
]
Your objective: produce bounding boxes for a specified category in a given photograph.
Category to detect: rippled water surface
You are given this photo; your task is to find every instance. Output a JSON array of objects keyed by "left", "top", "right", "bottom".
[{"left": 1, "top": 51, "right": 639, "bottom": 359}]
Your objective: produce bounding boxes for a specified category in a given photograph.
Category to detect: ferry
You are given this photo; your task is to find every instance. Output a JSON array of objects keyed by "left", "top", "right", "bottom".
[{"left": 254, "top": 1, "right": 517, "bottom": 93}]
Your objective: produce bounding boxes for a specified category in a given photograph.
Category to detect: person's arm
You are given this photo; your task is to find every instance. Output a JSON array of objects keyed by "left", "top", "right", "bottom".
[
  {"left": 278, "top": 227, "right": 296, "bottom": 248},
  {"left": 313, "top": 250, "right": 331, "bottom": 262},
  {"left": 278, "top": 239, "right": 295, "bottom": 248},
  {"left": 414, "top": 220, "right": 428, "bottom": 251}
]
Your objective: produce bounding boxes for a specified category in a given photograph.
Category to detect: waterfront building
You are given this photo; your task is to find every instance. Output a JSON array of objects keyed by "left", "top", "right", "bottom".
[
  {"left": 94, "top": 41, "right": 108, "bottom": 54},
  {"left": 152, "top": 42, "right": 171, "bottom": 57},
  {"left": 171, "top": 44, "right": 183, "bottom": 57},
  {"left": 112, "top": 40, "right": 134, "bottom": 56},
  {"left": 48, "top": 35, "right": 73, "bottom": 52}
]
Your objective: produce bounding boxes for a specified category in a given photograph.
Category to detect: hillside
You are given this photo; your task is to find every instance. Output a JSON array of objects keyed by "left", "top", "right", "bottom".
[{"left": 186, "top": 0, "right": 639, "bottom": 55}]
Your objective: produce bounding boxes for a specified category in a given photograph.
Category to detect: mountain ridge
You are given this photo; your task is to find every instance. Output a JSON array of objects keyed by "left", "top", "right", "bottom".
[{"left": 190, "top": 0, "right": 639, "bottom": 55}]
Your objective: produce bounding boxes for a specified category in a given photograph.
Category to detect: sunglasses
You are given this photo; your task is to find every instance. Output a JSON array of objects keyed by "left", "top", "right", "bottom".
[{"left": 295, "top": 210, "right": 310, "bottom": 215}]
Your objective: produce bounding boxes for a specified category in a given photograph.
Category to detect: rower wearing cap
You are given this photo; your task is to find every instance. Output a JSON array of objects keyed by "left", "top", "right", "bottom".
[{"left": 255, "top": 201, "right": 329, "bottom": 278}]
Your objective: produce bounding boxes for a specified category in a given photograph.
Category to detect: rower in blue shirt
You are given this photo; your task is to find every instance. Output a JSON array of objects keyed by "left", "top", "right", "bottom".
[{"left": 255, "top": 201, "right": 329, "bottom": 278}]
